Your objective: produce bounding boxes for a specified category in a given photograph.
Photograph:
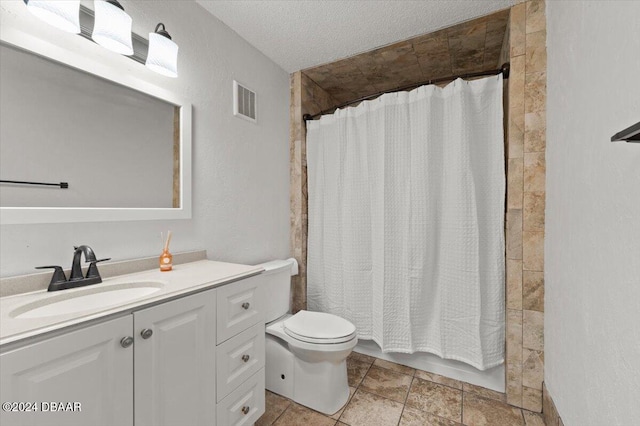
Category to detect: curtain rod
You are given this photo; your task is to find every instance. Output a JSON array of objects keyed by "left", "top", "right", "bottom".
[{"left": 304, "top": 63, "right": 510, "bottom": 121}]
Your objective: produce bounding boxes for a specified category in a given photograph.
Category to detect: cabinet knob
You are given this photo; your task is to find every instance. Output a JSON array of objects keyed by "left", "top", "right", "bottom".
[
  {"left": 140, "top": 328, "right": 153, "bottom": 339},
  {"left": 120, "top": 336, "right": 134, "bottom": 348},
  {"left": 241, "top": 354, "right": 250, "bottom": 363},
  {"left": 241, "top": 302, "right": 250, "bottom": 310},
  {"left": 241, "top": 406, "right": 250, "bottom": 415}
]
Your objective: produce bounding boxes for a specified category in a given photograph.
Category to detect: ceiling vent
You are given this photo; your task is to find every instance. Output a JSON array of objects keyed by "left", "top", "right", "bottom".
[{"left": 233, "top": 80, "right": 257, "bottom": 123}]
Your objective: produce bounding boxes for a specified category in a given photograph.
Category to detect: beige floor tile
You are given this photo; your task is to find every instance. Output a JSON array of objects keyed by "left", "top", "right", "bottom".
[
  {"left": 372, "top": 358, "right": 416, "bottom": 376},
  {"left": 523, "top": 411, "right": 546, "bottom": 426},
  {"left": 330, "top": 387, "right": 356, "bottom": 420},
  {"left": 347, "top": 358, "right": 371, "bottom": 387},
  {"left": 462, "top": 393, "right": 525, "bottom": 426},
  {"left": 399, "top": 406, "right": 462, "bottom": 426},
  {"left": 414, "top": 370, "right": 463, "bottom": 390},
  {"left": 462, "top": 383, "right": 507, "bottom": 402},
  {"left": 339, "top": 389, "right": 404, "bottom": 426},
  {"left": 360, "top": 365, "right": 413, "bottom": 403},
  {"left": 256, "top": 391, "right": 292, "bottom": 426},
  {"left": 273, "top": 402, "right": 337, "bottom": 426},
  {"left": 348, "top": 351, "right": 376, "bottom": 366},
  {"left": 406, "top": 377, "right": 462, "bottom": 422}
]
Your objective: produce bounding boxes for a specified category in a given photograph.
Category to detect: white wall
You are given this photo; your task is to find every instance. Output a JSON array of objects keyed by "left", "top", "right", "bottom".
[
  {"left": 0, "top": 0, "right": 290, "bottom": 276},
  {"left": 546, "top": 2, "right": 640, "bottom": 425}
]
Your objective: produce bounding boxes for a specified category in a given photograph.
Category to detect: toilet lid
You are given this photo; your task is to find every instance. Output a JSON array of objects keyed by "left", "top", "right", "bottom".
[{"left": 283, "top": 310, "right": 356, "bottom": 343}]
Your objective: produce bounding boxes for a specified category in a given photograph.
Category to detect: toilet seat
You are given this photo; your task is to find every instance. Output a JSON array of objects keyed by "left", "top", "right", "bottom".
[{"left": 283, "top": 310, "right": 356, "bottom": 344}]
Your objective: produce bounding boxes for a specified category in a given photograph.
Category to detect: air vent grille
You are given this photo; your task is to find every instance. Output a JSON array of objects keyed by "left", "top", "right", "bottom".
[{"left": 233, "top": 80, "right": 257, "bottom": 123}]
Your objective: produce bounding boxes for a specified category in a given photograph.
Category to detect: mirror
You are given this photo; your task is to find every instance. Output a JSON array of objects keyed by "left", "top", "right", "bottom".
[{"left": 0, "top": 31, "right": 191, "bottom": 224}]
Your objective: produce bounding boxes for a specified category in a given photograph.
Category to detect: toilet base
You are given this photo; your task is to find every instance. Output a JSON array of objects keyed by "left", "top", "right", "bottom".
[{"left": 265, "top": 334, "right": 352, "bottom": 415}]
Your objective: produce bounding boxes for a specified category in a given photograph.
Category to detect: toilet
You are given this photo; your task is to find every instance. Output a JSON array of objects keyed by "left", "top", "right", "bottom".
[{"left": 259, "top": 259, "right": 358, "bottom": 415}]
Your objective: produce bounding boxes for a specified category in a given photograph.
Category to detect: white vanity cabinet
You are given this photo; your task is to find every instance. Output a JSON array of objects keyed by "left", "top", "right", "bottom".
[
  {"left": 0, "top": 273, "right": 266, "bottom": 426},
  {"left": 133, "top": 289, "right": 217, "bottom": 426},
  {"left": 0, "top": 316, "right": 134, "bottom": 426},
  {"left": 215, "top": 274, "right": 266, "bottom": 425}
]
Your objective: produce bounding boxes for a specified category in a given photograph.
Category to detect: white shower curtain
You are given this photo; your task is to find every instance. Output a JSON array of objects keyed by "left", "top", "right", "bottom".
[{"left": 306, "top": 76, "right": 505, "bottom": 370}]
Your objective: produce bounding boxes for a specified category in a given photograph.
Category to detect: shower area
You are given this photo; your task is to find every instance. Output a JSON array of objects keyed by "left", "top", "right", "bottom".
[{"left": 290, "top": 2, "right": 547, "bottom": 411}]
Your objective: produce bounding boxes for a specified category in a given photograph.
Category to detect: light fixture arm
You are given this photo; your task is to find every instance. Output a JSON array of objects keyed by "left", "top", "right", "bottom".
[{"left": 154, "top": 23, "right": 172, "bottom": 40}]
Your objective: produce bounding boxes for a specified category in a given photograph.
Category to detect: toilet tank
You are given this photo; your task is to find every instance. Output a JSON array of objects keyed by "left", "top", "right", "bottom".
[{"left": 259, "top": 259, "right": 297, "bottom": 323}]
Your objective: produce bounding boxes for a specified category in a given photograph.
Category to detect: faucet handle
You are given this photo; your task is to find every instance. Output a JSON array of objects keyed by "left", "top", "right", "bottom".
[
  {"left": 86, "top": 258, "right": 111, "bottom": 279},
  {"left": 35, "top": 266, "right": 68, "bottom": 285}
]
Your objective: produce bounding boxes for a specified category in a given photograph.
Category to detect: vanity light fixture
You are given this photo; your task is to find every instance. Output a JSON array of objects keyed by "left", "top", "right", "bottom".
[
  {"left": 23, "top": 0, "right": 81, "bottom": 34},
  {"left": 145, "top": 23, "right": 178, "bottom": 78},
  {"left": 92, "top": 0, "right": 133, "bottom": 56}
]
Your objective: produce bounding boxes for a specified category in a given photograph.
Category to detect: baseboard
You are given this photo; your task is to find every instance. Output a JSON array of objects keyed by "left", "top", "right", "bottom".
[{"left": 543, "top": 382, "right": 565, "bottom": 426}]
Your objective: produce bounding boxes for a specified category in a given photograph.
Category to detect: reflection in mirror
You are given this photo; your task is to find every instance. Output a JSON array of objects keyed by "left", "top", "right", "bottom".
[{"left": 0, "top": 43, "right": 180, "bottom": 209}]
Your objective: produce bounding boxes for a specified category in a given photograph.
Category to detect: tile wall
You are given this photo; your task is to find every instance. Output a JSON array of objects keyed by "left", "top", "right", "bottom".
[
  {"left": 289, "top": 72, "right": 338, "bottom": 312},
  {"left": 505, "top": 0, "right": 546, "bottom": 412},
  {"left": 290, "top": 0, "right": 547, "bottom": 413}
]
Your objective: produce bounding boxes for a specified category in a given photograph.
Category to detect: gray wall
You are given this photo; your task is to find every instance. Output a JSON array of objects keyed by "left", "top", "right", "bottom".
[
  {"left": 0, "top": 0, "right": 290, "bottom": 276},
  {"left": 546, "top": 1, "right": 640, "bottom": 424},
  {"left": 0, "top": 44, "right": 174, "bottom": 208}
]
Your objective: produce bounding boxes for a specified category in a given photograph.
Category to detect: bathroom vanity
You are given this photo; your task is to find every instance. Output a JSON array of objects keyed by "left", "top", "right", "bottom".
[{"left": 0, "top": 260, "right": 266, "bottom": 426}]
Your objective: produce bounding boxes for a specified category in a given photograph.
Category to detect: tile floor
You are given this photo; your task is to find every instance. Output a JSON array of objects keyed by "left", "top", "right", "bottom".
[{"left": 256, "top": 352, "right": 546, "bottom": 426}]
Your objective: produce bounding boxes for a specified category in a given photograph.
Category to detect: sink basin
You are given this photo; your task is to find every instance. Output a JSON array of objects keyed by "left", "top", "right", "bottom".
[{"left": 10, "top": 281, "right": 165, "bottom": 320}]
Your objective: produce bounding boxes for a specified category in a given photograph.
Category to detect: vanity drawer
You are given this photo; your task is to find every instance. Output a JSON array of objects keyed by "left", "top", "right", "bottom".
[
  {"left": 216, "top": 368, "right": 265, "bottom": 426},
  {"left": 216, "top": 275, "right": 264, "bottom": 343},
  {"left": 216, "top": 322, "right": 265, "bottom": 401}
]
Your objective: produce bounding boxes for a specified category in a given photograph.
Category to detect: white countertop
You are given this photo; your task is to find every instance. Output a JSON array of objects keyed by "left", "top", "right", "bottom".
[{"left": 0, "top": 260, "right": 263, "bottom": 346}]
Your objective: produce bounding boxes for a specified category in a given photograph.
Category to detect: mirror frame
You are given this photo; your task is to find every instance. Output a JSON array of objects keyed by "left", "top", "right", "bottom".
[{"left": 0, "top": 23, "right": 192, "bottom": 224}]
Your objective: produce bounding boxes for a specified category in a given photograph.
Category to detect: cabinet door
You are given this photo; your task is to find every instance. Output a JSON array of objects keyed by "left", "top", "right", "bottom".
[
  {"left": 0, "top": 316, "right": 133, "bottom": 426},
  {"left": 134, "top": 289, "right": 216, "bottom": 426}
]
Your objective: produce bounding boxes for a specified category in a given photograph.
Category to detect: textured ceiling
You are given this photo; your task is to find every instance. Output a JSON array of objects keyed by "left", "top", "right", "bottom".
[
  {"left": 196, "top": 0, "right": 520, "bottom": 73},
  {"left": 304, "top": 9, "right": 510, "bottom": 104}
]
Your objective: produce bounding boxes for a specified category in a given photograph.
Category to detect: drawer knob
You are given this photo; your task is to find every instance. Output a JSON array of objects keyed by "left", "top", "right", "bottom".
[
  {"left": 141, "top": 328, "right": 153, "bottom": 339},
  {"left": 120, "top": 336, "right": 134, "bottom": 348},
  {"left": 241, "top": 354, "right": 250, "bottom": 363},
  {"left": 241, "top": 406, "right": 250, "bottom": 415},
  {"left": 241, "top": 302, "right": 250, "bottom": 310}
]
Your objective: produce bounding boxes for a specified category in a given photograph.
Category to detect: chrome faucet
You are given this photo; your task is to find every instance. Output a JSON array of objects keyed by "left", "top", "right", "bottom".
[{"left": 36, "top": 245, "right": 110, "bottom": 292}]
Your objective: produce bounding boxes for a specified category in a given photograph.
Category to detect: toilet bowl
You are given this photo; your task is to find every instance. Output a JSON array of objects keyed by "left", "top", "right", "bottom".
[{"left": 259, "top": 260, "right": 357, "bottom": 415}]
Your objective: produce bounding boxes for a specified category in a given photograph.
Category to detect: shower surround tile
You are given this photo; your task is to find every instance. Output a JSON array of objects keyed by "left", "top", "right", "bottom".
[
  {"left": 523, "top": 231, "right": 544, "bottom": 272},
  {"left": 523, "top": 310, "right": 544, "bottom": 351},
  {"left": 510, "top": 3, "right": 526, "bottom": 57},
  {"left": 523, "top": 271, "right": 544, "bottom": 312},
  {"left": 523, "top": 192, "right": 545, "bottom": 231},
  {"left": 290, "top": 0, "right": 546, "bottom": 414},
  {"left": 507, "top": 158, "right": 524, "bottom": 210},
  {"left": 524, "top": 72, "right": 546, "bottom": 114},
  {"left": 506, "top": 210, "right": 523, "bottom": 260},
  {"left": 522, "top": 349, "right": 544, "bottom": 390},
  {"left": 524, "top": 111, "right": 546, "bottom": 153},
  {"left": 507, "top": 259, "right": 523, "bottom": 310}
]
